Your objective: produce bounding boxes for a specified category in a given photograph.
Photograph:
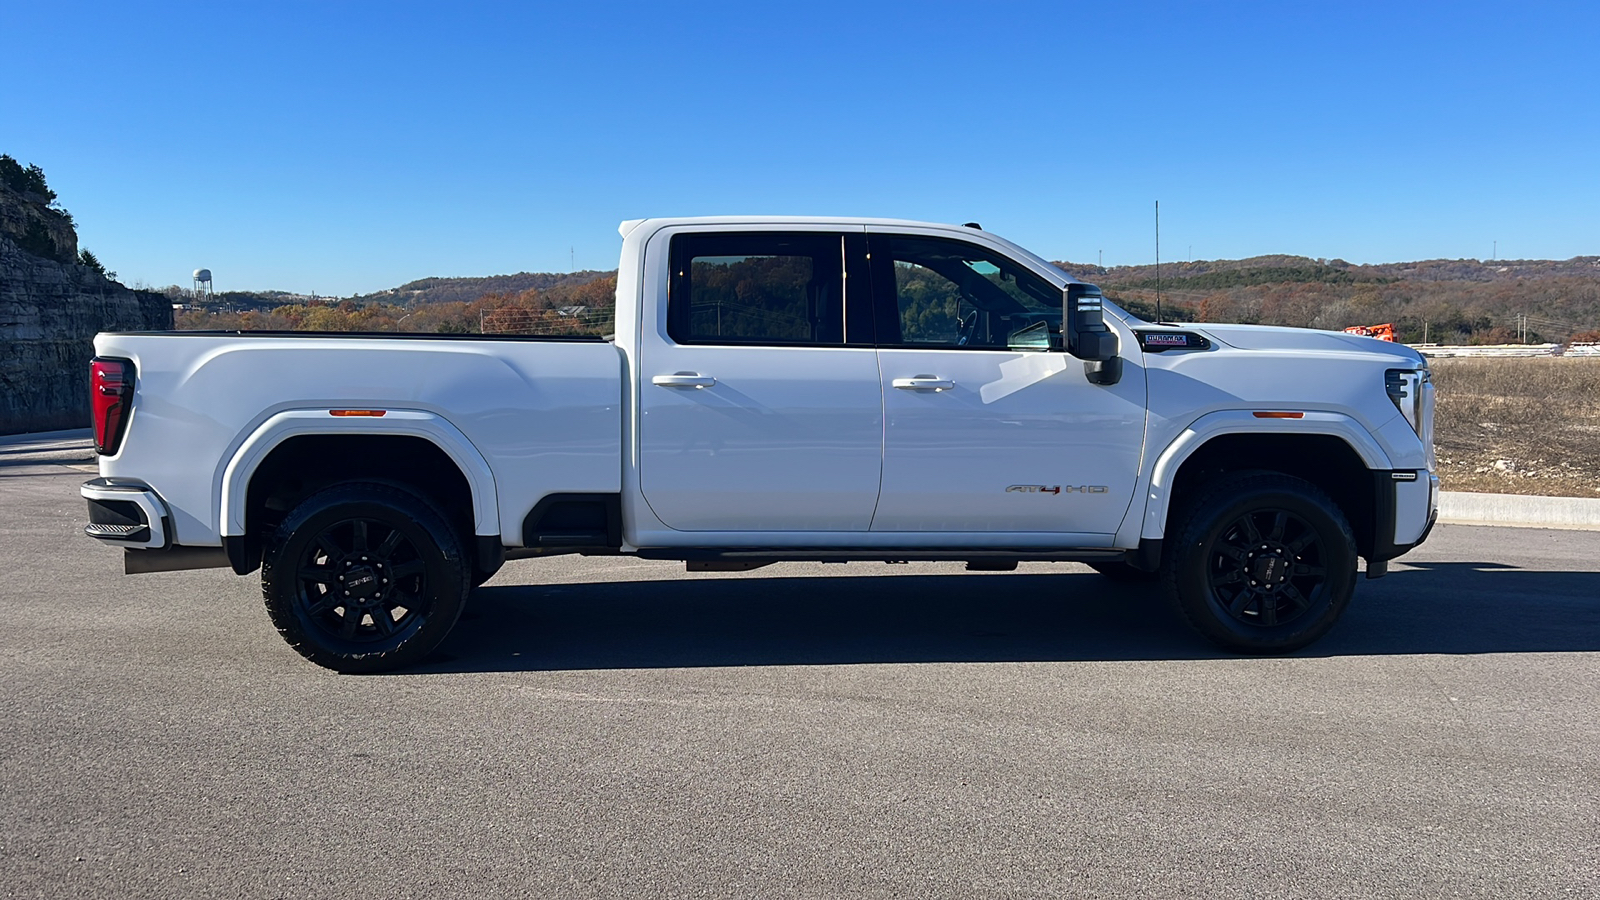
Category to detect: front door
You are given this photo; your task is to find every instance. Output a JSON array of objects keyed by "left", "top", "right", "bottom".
[
  {"left": 637, "top": 230, "right": 883, "bottom": 532},
  {"left": 866, "top": 231, "right": 1147, "bottom": 535}
]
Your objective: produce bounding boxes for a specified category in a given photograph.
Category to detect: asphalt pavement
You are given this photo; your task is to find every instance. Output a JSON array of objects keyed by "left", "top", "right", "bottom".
[{"left": 2, "top": 438, "right": 1597, "bottom": 898}]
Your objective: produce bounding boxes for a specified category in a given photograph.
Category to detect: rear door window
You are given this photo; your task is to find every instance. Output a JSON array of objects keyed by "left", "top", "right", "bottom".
[{"left": 668, "top": 233, "right": 857, "bottom": 345}]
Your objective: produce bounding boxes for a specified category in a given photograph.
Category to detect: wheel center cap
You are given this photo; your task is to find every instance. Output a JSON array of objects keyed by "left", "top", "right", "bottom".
[
  {"left": 1252, "top": 554, "right": 1287, "bottom": 586},
  {"left": 344, "top": 565, "right": 381, "bottom": 600}
]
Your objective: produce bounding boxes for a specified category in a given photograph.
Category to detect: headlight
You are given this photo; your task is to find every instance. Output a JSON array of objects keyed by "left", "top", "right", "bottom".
[
  {"left": 1386, "top": 365, "right": 1436, "bottom": 468},
  {"left": 1385, "top": 367, "right": 1427, "bottom": 432},
  {"left": 1382, "top": 361, "right": 1433, "bottom": 464}
]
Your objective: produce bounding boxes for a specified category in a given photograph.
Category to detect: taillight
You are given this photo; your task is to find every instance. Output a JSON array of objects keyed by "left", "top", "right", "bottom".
[{"left": 90, "top": 357, "right": 135, "bottom": 455}]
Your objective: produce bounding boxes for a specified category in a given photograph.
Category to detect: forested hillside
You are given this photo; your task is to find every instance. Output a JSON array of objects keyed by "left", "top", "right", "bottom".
[
  {"left": 354, "top": 270, "right": 611, "bottom": 306},
  {"left": 178, "top": 274, "right": 619, "bottom": 335},
  {"left": 1056, "top": 255, "right": 1600, "bottom": 344}
]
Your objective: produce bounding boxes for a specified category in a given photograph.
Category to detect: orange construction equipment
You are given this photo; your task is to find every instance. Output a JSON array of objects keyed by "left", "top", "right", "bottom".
[{"left": 1343, "top": 323, "right": 1396, "bottom": 341}]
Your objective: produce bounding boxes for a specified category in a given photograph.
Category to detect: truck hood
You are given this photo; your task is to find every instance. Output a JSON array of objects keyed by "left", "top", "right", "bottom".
[{"left": 1185, "top": 322, "right": 1426, "bottom": 364}]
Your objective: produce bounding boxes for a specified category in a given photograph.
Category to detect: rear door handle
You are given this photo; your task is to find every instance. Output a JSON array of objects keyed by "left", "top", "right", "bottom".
[
  {"left": 891, "top": 376, "right": 955, "bottom": 392},
  {"left": 652, "top": 372, "right": 717, "bottom": 389}
]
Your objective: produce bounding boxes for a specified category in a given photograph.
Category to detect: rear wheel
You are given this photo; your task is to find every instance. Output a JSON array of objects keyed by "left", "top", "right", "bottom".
[
  {"left": 1162, "top": 472, "right": 1356, "bottom": 654},
  {"left": 261, "top": 483, "right": 469, "bottom": 673}
]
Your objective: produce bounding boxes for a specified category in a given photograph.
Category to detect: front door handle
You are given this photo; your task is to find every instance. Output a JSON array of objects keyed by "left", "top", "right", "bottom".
[
  {"left": 891, "top": 375, "right": 955, "bottom": 392},
  {"left": 652, "top": 372, "right": 717, "bottom": 389}
]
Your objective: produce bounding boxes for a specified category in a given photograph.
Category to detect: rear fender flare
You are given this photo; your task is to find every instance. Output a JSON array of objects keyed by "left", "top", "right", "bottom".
[{"left": 218, "top": 409, "right": 498, "bottom": 537}]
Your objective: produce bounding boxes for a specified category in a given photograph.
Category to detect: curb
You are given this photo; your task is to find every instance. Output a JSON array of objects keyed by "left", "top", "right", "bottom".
[{"left": 1439, "top": 491, "right": 1600, "bottom": 531}]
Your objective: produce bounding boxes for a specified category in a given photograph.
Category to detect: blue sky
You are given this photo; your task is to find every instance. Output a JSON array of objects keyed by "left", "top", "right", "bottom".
[{"left": 3, "top": 1, "right": 1596, "bottom": 296}]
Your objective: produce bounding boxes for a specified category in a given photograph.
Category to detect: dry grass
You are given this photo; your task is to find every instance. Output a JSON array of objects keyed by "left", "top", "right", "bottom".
[{"left": 1431, "top": 358, "right": 1600, "bottom": 497}]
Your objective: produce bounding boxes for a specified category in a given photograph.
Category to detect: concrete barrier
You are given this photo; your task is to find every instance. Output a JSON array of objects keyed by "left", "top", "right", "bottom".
[
  {"left": 1439, "top": 491, "right": 1600, "bottom": 531},
  {"left": 1415, "top": 343, "right": 1561, "bottom": 358}
]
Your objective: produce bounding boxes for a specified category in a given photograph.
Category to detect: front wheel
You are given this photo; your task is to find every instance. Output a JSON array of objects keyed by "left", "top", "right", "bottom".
[
  {"left": 261, "top": 483, "right": 469, "bottom": 673},
  {"left": 1162, "top": 472, "right": 1357, "bottom": 654}
]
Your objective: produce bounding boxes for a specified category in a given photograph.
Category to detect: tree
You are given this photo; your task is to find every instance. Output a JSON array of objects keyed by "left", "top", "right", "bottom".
[
  {"left": 76, "top": 248, "right": 117, "bottom": 280},
  {"left": 0, "top": 154, "right": 58, "bottom": 202}
]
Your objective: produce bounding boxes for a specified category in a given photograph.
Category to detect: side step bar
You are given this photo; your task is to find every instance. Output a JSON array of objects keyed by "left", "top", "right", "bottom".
[{"left": 638, "top": 548, "right": 1129, "bottom": 568}]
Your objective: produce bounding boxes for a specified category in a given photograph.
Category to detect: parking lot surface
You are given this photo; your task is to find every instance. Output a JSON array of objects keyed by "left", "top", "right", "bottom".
[{"left": 2, "top": 441, "right": 1597, "bottom": 898}]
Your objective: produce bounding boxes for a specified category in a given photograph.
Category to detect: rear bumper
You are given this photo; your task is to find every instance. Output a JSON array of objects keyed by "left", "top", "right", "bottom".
[{"left": 81, "top": 478, "right": 170, "bottom": 549}]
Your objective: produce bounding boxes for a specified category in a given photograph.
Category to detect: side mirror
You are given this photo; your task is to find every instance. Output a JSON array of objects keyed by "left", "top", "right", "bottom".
[{"left": 1066, "top": 284, "right": 1116, "bottom": 362}]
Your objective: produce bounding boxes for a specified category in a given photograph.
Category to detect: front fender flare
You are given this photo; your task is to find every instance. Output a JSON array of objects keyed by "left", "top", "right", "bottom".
[
  {"left": 217, "top": 409, "right": 499, "bottom": 538},
  {"left": 1131, "top": 409, "right": 1392, "bottom": 542}
]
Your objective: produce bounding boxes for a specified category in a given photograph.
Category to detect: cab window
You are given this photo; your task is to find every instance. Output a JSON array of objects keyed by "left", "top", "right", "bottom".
[
  {"left": 668, "top": 233, "right": 846, "bottom": 345},
  {"left": 870, "top": 235, "right": 1061, "bottom": 350}
]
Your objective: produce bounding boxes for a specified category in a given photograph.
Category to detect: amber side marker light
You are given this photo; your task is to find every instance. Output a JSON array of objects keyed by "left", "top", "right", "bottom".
[
  {"left": 1253, "top": 411, "right": 1305, "bottom": 419},
  {"left": 330, "top": 409, "right": 387, "bottom": 417}
]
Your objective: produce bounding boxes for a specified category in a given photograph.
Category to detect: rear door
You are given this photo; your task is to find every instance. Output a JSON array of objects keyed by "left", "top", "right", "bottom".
[
  {"left": 866, "top": 230, "right": 1147, "bottom": 534},
  {"left": 636, "top": 229, "right": 883, "bottom": 532}
]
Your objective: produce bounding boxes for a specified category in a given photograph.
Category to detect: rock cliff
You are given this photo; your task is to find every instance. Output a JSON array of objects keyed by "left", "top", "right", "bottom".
[{"left": 1, "top": 183, "right": 170, "bottom": 434}]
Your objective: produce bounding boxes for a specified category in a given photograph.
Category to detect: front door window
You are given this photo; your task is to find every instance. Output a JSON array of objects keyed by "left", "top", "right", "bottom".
[{"left": 876, "top": 236, "right": 1063, "bottom": 351}]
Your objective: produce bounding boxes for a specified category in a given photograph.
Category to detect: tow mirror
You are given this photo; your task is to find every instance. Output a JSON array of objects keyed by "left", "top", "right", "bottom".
[
  {"left": 1066, "top": 284, "right": 1116, "bottom": 362},
  {"left": 1066, "top": 283, "right": 1122, "bottom": 385}
]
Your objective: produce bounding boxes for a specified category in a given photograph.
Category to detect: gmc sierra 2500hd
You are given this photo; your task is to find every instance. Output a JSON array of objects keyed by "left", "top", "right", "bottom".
[{"left": 83, "top": 217, "right": 1437, "bottom": 671}]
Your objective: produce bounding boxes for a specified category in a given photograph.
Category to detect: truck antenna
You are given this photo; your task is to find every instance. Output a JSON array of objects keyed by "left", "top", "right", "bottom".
[{"left": 1155, "top": 200, "right": 1163, "bottom": 323}]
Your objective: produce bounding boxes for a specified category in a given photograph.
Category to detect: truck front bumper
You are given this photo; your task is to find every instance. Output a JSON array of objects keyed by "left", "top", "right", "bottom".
[{"left": 1371, "top": 469, "right": 1438, "bottom": 565}]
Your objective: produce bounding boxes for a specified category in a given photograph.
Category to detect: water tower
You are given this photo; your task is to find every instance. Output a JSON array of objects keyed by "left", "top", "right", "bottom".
[{"left": 192, "top": 268, "right": 213, "bottom": 303}]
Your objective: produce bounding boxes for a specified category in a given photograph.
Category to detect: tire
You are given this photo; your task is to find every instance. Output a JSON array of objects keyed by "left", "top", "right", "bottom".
[
  {"left": 261, "top": 483, "right": 469, "bottom": 673},
  {"left": 1088, "top": 561, "right": 1159, "bottom": 582},
  {"left": 1162, "top": 471, "right": 1356, "bottom": 654}
]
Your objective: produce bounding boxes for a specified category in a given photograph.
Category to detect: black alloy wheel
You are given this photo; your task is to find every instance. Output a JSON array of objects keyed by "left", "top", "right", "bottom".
[
  {"left": 1206, "top": 508, "right": 1328, "bottom": 627},
  {"left": 1163, "top": 471, "right": 1356, "bottom": 654},
  {"left": 262, "top": 483, "right": 468, "bottom": 673},
  {"left": 297, "top": 518, "right": 427, "bottom": 643}
]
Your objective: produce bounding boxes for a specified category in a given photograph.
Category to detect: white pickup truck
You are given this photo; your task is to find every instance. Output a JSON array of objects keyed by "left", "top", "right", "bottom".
[{"left": 83, "top": 217, "right": 1438, "bottom": 671}]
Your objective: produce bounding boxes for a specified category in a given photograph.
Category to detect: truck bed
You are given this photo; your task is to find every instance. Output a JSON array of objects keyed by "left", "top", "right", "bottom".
[{"left": 92, "top": 331, "right": 623, "bottom": 548}]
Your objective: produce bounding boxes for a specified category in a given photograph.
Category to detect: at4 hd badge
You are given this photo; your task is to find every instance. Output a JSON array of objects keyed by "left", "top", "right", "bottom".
[{"left": 1006, "top": 485, "right": 1108, "bottom": 495}]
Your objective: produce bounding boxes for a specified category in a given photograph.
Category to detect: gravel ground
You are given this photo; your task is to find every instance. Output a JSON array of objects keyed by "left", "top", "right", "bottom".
[{"left": 1432, "top": 357, "right": 1600, "bottom": 498}]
